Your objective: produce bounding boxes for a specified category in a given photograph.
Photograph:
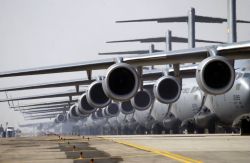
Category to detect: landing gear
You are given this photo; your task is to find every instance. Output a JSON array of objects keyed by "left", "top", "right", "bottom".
[
  {"left": 207, "top": 124, "right": 216, "bottom": 134},
  {"left": 135, "top": 125, "right": 148, "bottom": 135},
  {"left": 195, "top": 127, "right": 204, "bottom": 134},
  {"left": 122, "top": 126, "right": 132, "bottom": 135},
  {"left": 151, "top": 123, "right": 164, "bottom": 134},
  {"left": 186, "top": 122, "right": 195, "bottom": 134},
  {"left": 241, "top": 119, "right": 250, "bottom": 135}
]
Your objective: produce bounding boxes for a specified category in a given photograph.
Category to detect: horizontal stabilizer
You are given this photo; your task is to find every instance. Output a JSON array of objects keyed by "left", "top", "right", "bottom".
[
  {"left": 116, "top": 16, "right": 187, "bottom": 23},
  {"left": 117, "top": 15, "right": 250, "bottom": 24},
  {"left": 107, "top": 36, "right": 224, "bottom": 44},
  {"left": 196, "top": 15, "right": 250, "bottom": 23},
  {"left": 99, "top": 49, "right": 163, "bottom": 55}
]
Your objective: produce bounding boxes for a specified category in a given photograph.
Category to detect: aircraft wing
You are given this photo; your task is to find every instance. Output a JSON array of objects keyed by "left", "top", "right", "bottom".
[
  {"left": 23, "top": 108, "right": 69, "bottom": 114},
  {"left": 19, "top": 122, "right": 51, "bottom": 128},
  {"left": 0, "top": 41, "right": 250, "bottom": 78},
  {"left": 24, "top": 113, "right": 59, "bottom": 120},
  {"left": 0, "top": 66, "right": 196, "bottom": 94},
  {"left": 25, "top": 116, "right": 55, "bottom": 120},
  {"left": 11, "top": 99, "right": 77, "bottom": 108},
  {"left": 0, "top": 78, "right": 93, "bottom": 92},
  {"left": 107, "top": 36, "right": 224, "bottom": 44},
  {"left": 20, "top": 104, "right": 70, "bottom": 111},
  {"left": 0, "top": 89, "right": 85, "bottom": 102},
  {"left": 116, "top": 15, "right": 250, "bottom": 23},
  {"left": 0, "top": 70, "right": 163, "bottom": 92}
]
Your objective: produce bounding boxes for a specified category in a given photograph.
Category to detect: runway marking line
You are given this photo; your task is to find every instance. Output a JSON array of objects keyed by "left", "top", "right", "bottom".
[{"left": 111, "top": 139, "right": 203, "bottom": 163}]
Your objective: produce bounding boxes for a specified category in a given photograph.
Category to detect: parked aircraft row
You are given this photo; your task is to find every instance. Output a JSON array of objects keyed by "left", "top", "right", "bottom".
[{"left": 1, "top": 0, "right": 250, "bottom": 135}]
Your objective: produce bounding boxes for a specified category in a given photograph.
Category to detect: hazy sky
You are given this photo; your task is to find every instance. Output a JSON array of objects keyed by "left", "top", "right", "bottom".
[{"left": 0, "top": 0, "right": 250, "bottom": 128}]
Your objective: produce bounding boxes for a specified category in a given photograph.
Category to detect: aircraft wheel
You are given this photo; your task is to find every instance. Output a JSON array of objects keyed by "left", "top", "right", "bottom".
[
  {"left": 208, "top": 124, "right": 216, "bottom": 134},
  {"left": 186, "top": 122, "right": 195, "bottom": 134},
  {"left": 195, "top": 127, "right": 205, "bottom": 134},
  {"left": 241, "top": 119, "right": 250, "bottom": 135},
  {"left": 151, "top": 123, "right": 164, "bottom": 134},
  {"left": 136, "top": 125, "right": 147, "bottom": 134}
]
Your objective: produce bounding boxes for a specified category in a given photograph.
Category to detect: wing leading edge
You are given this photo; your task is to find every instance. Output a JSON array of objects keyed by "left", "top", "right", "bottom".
[{"left": 0, "top": 41, "right": 250, "bottom": 78}]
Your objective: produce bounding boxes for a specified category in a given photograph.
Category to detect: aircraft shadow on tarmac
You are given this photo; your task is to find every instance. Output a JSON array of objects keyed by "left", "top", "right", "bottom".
[{"left": 48, "top": 139, "right": 123, "bottom": 163}]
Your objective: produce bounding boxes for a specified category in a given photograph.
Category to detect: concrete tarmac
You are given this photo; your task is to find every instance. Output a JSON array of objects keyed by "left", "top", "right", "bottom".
[{"left": 0, "top": 134, "right": 250, "bottom": 163}]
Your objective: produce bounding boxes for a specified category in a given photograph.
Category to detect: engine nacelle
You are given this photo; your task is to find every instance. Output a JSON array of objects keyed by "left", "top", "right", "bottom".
[
  {"left": 196, "top": 56, "right": 235, "bottom": 95},
  {"left": 119, "top": 100, "right": 135, "bottom": 114},
  {"left": 104, "top": 103, "right": 120, "bottom": 117},
  {"left": 95, "top": 108, "right": 105, "bottom": 118},
  {"left": 69, "top": 104, "right": 79, "bottom": 119},
  {"left": 102, "top": 63, "right": 140, "bottom": 101},
  {"left": 87, "top": 80, "right": 111, "bottom": 108},
  {"left": 153, "top": 76, "right": 181, "bottom": 104},
  {"left": 78, "top": 93, "right": 97, "bottom": 115},
  {"left": 66, "top": 111, "right": 71, "bottom": 120},
  {"left": 76, "top": 105, "right": 89, "bottom": 117},
  {"left": 55, "top": 114, "right": 65, "bottom": 123},
  {"left": 90, "top": 112, "right": 97, "bottom": 120},
  {"left": 131, "top": 89, "right": 153, "bottom": 111},
  {"left": 56, "top": 114, "right": 65, "bottom": 123}
]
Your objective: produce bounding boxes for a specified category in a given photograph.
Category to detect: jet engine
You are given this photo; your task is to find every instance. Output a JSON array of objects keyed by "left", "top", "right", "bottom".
[
  {"left": 76, "top": 105, "right": 89, "bottom": 117},
  {"left": 153, "top": 76, "right": 181, "bottom": 104},
  {"left": 131, "top": 89, "right": 153, "bottom": 111},
  {"left": 102, "top": 63, "right": 140, "bottom": 101},
  {"left": 104, "top": 103, "right": 120, "bottom": 117},
  {"left": 78, "top": 93, "right": 97, "bottom": 115},
  {"left": 95, "top": 108, "right": 105, "bottom": 118},
  {"left": 87, "top": 80, "right": 111, "bottom": 108},
  {"left": 55, "top": 114, "right": 65, "bottom": 123},
  {"left": 119, "top": 100, "right": 135, "bottom": 114},
  {"left": 69, "top": 104, "right": 79, "bottom": 119},
  {"left": 196, "top": 56, "right": 235, "bottom": 95}
]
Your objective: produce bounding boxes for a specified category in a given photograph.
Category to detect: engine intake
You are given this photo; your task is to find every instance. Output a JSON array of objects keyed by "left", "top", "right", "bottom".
[
  {"left": 104, "top": 103, "right": 120, "bottom": 117},
  {"left": 78, "top": 93, "right": 97, "bottom": 115},
  {"left": 103, "top": 63, "right": 139, "bottom": 101},
  {"left": 153, "top": 76, "right": 181, "bottom": 104},
  {"left": 131, "top": 89, "right": 153, "bottom": 111},
  {"left": 55, "top": 114, "right": 65, "bottom": 123},
  {"left": 87, "top": 80, "right": 111, "bottom": 108},
  {"left": 69, "top": 104, "right": 79, "bottom": 119},
  {"left": 196, "top": 56, "right": 235, "bottom": 95},
  {"left": 76, "top": 104, "right": 89, "bottom": 117},
  {"left": 119, "top": 100, "right": 135, "bottom": 114}
]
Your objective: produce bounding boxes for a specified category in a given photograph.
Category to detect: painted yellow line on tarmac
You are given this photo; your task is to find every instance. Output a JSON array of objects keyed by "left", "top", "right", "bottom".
[{"left": 112, "top": 139, "right": 203, "bottom": 163}]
